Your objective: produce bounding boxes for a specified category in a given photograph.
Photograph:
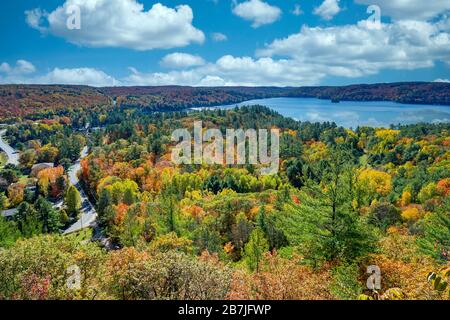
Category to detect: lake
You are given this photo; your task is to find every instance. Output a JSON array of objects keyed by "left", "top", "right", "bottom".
[{"left": 204, "top": 98, "right": 450, "bottom": 128}]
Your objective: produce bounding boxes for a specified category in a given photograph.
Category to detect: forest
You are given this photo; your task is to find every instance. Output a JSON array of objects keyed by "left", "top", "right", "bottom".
[
  {"left": 0, "top": 85, "right": 110, "bottom": 120},
  {"left": 1, "top": 82, "right": 449, "bottom": 120},
  {"left": 0, "top": 102, "right": 449, "bottom": 300}
]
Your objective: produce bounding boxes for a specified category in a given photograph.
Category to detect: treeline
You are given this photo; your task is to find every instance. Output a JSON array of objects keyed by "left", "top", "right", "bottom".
[
  {"left": 101, "top": 86, "right": 289, "bottom": 111},
  {"left": 1, "top": 82, "right": 449, "bottom": 120},
  {"left": 102, "top": 82, "right": 450, "bottom": 110},
  {"left": 286, "top": 82, "right": 450, "bottom": 105}
]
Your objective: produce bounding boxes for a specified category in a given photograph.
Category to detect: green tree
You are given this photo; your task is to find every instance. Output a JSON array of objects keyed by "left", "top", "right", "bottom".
[
  {"left": 330, "top": 263, "right": 363, "bottom": 300},
  {"left": 1, "top": 168, "right": 19, "bottom": 184},
  {"left": 34, "top": 196, "right": 61, "bottom": 233},
  {"left": 257, "top": 206, "right": 287, "bottom": 250},
  {"left": 193, "top": 222, "right": 222, "bottom": 254},
  {"left": 243, "top": 227, "right": 269, "bottom": 272},
  {"left": 231, "top": 212, "right": 252, "bottom": 258},
  {"left": 14, "top": 202, "right": 42, "bottom": 238},
  {"left": 417, "top": 196, "right": 450, "bottom": 263},
  {"left": 285, "top": 159, "right": 305, "bottom": 189},
  {"left": 65, "top": 185, "right": 82, "bottom": 217},
  {"left": 119, "top": 205, "right": 146, "bottom": 247},
  {"left": 97, "top": 188, "right": 113, "bottom": 216},
  {"left": 161, "top": 195, "right": 179, "bottom": 234},
  {"left": 0, "top": 216, "right": 20, "bottom": 248},
  {"left": 278, "top": 148, "right": 377, "bottom": 265},
  {"left": 19, "top": 149, "right": 37, "bottom": 169},
  {"left": 0, "top": 193, "right": 9, "bottom": 211},
  {"left": 123, "top": 187, "right": 137, "bottom": 205}
]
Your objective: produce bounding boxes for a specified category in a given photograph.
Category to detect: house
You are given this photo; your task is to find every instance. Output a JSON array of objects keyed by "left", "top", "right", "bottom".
[{"left": 30, "top": 162, "right": 54, "bottom": 177}]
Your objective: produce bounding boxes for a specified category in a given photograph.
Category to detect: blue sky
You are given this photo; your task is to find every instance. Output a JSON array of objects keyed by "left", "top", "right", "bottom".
[{"left": 0, "top": 0, "right": 449, "bottom": 87}]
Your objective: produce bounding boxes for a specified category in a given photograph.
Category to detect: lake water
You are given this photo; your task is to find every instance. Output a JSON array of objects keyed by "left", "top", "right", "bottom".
[{"left": 207, "top": 98, "right": 450, "bottom": 128}]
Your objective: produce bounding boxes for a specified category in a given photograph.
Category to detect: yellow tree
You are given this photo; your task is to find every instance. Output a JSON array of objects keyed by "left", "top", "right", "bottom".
[{"left": 356, "top": 168, "right": 392, "bottom": 206}]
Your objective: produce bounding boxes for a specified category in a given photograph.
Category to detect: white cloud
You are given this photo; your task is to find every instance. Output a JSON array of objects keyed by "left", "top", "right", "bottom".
[
  {"left": 232, "top": 0, "right": 282, "bottom": 28},
  {"left": 198, "top": 75, "right": 227, "bottom": 86},
  {"left": 355, "top": 0, "right": 450, "bottom": 21},
  {"left": 123, "top": 55, "right": 323, "bottom": 87},
  {"left": 212, "top": 32, "right": 228, "bottom": 42},
  {"left": 0, "top": 64, "right": 119, "bottom": 87},
  {"left": 160, "top": 53, "right": 205, "bottom": 69},
  {"left": 314, "top": 0, "right": 341, "bottom": 21},
  {"left": 0, "top": 60, "right": 36, "bottom": 75},
  {"left": 257, "top": 18, "right": 450, "bottom": 78},
  {"left": 434, "top": 78, "right": 450, "bottom": 83},
  {"left": 0, "top": 63, "right": 9, "bottom": 74},
  {"left": 25, "top": 0, "right": 205, "bottom": 50},
  {"left": 37, "top": 68, "right": 119, "bottom": 86},
  {"left": 25, "top": 8, "right": 47, "bottom": 32},
  {"left": 292, "top": 4, "right": 303, "bottom": 16},
  {"left": 4, "top": 14, "right": 450, "bottom": 87}
]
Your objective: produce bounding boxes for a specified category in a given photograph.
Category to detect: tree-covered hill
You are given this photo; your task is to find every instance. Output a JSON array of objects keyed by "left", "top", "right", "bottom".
[
  {"left": 1, "top": 82, "right": 449, "bottom": 120},
  {"left": 0, "top": 85, "right": 110, "bottom": 120}
]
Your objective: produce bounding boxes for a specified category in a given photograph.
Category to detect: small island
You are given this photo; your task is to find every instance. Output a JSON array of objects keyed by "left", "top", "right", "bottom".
[{"left": 331, "top": 97, "right": 341, "bottom": 103}]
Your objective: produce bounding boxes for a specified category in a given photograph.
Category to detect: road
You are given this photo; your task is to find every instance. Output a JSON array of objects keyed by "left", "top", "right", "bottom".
[
  {"left": 68, "top": 146, "right": 88, "bottom": 185},
  {"left": 1, "top": 142, "right": 98, "bottom": 234},
  {"left": 0, "top": 125, "right": 99, "bottom": 235},
  {"left": 1, "top": 208, "right": 17, "bottom": 218},
  {"left": 0, "top": 128, "right": 19, "bottom": 218},
  {"left": 0, "top": 129, "right": 19, "bottom": 166},
  {"left": 63, "top": 146, "right": 98, "bottom": 235}
]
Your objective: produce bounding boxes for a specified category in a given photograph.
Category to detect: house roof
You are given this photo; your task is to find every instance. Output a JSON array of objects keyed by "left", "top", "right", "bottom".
[{"left": 31, "top": 163, "right": 54, "bottom": 170}]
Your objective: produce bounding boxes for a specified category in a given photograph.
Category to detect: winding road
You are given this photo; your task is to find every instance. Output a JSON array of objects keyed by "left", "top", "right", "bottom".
[
  {"left": 63, "top": 147, "right": 98, "bottom": 234},
  {"left": 0, "top": 129, "right": 19, "bottom": 166},
  {"left": 1, "top": 128, "right": 19, "bottom": 218},
  {"left": 0, "top": 126, "right": 98, "bottom": 233}
]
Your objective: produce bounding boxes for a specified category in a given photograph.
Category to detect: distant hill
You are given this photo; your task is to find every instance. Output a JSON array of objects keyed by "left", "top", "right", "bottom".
[
  {"left": 285, "top": 82, "right": 450, "bottom": 105},
  {"left": 101, "top": 82, "right": 450, "bottom": 110},
  {"left": 100, "top": 86, "right": 289, "bottom": 111},
  {"left": 0, "top": 82, "right": 448, "bottom": 119},
  {"left": 0, "top": 85, "right": 110, "bottom": 119}
]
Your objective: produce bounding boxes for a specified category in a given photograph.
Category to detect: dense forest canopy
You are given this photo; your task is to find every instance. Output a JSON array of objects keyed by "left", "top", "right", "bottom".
[
  {"left": 0, "top": 85, "right": 110, "bottom": 119},
  {"left": 0, "top": 101, "right": 449, "bottom": 300},
  {"left": 1, "top": 82, "right": 449, "bottom": 120}
]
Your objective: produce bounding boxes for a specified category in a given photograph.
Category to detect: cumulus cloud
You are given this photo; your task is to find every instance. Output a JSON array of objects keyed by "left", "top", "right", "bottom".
[
  {"left": 355, "top": 0, "right": 450, "bottom": 21},
  {"left": 257, "top": 18, "right": 450, "bottom": 78},
  {"left": 0, "top": 64, "right": 119, "bottom": 87},
  {"left": 5, "top": 13, "right": 450, "bottom": 87},
  {"left": 211, "top": 32, "right": 228, "bottom": 42},
  {"left": 123, "top": 55, "right": 323, "bottom": 87},
  {"left": 25, "top": 8, "right": 47, "bottom": 32},
  {"left": 37, "top": 68, "right": 120, "bottom": 86},
  {"left": 0, "top": 60, "right": 36, "bottom": 75},
  {"left": 314, "top": 0, "right": 341, "bottom": 20},
  {"left": 232, "top": 0, "right": 282, "bottom": 28},
  {"left": 160, "top": 53, "right": 206, "bottom": 69},
  {"left": 25, "top": 0, "right": 205, "bottom": 50}
]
